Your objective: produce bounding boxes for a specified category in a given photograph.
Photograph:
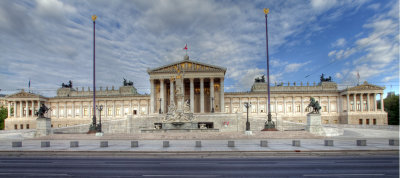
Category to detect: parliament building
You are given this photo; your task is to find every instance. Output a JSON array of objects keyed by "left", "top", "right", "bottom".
[{"left": 4, "top": 55, "right": 387, "bottom": 131}]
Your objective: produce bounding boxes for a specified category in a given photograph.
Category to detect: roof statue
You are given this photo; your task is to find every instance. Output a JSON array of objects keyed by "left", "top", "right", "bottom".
[
  {"left": 254, "top": 75, "right": 266, "bottom": 83},
  {"left": 320, "top": 73, "right": 332, "bottom": 82},
  {"left": 123, "top": 78, "right": 134, "bottom": 86},
  {"left": 61, "top": 80, "right": 73, "bottom": 88}
]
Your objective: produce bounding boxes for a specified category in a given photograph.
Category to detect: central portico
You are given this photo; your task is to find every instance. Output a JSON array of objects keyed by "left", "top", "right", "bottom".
[{"left": 147, "top": 55, "right": 226, "bottom": 114}]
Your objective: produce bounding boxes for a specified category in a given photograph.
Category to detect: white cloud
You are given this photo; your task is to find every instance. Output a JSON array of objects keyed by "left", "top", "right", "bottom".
[
  {"left": 284, "top": 61, "right": 311, "bottom": 73},
  {"left": 367, "top": 3, "right": 380, "bottom": 10},
  {"left": 332, "top": 38, "right": 347, "bottom": 47},
  {"left": 311, "top": 0, "right": 338, "bottom": 12}
]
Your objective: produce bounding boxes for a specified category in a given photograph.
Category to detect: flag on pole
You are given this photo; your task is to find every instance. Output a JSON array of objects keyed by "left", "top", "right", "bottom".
[
  {"left": 183, "top": 44, "right": 188, "bottom": 50},
  {"left": 28, "top": 80, "right": 30, "bottom": 88}
]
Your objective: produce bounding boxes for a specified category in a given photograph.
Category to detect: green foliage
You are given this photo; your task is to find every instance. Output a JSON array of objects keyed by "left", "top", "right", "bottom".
[
  {"left": 0, "top": 106, "right": 7, "bottom": 130},
  {"left": 384, "top": 94, "right": 399, "bottom": 125}
]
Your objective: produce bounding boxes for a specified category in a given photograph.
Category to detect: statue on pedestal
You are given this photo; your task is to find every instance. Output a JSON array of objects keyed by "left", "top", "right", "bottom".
[
  {"left": 307, "top": 97, "right": 321, "bottom": 114},
  {"left": 35, "top": 104, "right": 50, "bottom": 118}
]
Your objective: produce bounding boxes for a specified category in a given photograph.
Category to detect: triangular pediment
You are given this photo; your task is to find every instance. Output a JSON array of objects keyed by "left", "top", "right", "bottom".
[
  {"left": 147, "top": 59, "right": 226, "bottom": 74},
  {"left": 346, "top": 81, "right": 385, "bottom": 91},
  {"left": 6, "top": 90, "right": 45, "bottom": 99}
]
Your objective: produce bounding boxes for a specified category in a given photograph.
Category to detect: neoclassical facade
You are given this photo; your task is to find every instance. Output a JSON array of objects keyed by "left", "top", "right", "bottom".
[{"left": 4, "top": 55, "right": 387, "bottom": 130}]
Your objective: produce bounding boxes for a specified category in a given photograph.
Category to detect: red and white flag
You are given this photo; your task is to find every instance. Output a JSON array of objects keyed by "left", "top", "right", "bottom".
[{"left": 183, "top": 44, "right": 188, "bottom": 50}]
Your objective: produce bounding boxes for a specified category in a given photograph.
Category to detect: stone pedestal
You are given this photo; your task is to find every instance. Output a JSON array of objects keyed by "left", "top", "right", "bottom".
[
  {"left": 306, "top": 113, "right": 323, "bottom": 135},
  {"left": 35, "top": 117, "right": 51, "bottom": 137}
]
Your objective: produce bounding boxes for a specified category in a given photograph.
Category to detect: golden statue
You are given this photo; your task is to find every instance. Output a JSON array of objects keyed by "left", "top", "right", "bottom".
[
  {"left": 263, "top": 8, "right": 269, "bottom": 15},
  {"left": 92, "top": 15, "right": 97, "bottom": 22}
]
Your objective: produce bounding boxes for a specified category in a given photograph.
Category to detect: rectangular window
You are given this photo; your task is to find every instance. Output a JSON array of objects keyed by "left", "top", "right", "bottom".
[
  {"left": 260, "top": 105, "right": 265, "bottom": 113},
  {"left": 84, "top": 108, "right": 88, "bottom": 116},
  {"left": 251, "top": 105, "right": 256, "bottom": 113},
  {"left": 373, "top": 119, "right": 376, "bottom": 125},
  {"left": 287, "top": 105, "right": 292, "bottom": 112},
  {"left": 60, "top": 109, "right": 64, "bottom": 116},
  {"left": 108, "top": 108, "right": 112, "bottom": 116},
  {"left": 133, "top": 110, "right": 137, "bottom": 115},
  {"left": 334, "top": 120, "right": 338, "bottom": 124},
  {"left": 225, "top": 106, "right": 229, "bottom": 113},
  {"left": 124, "top": 108, "right": 129, "bottom": 115},
  {"left": 278, "top": 105, "right": 283, "bottom": 112},
  {"left": 351, "top": 101, "right": 354, "bottom": 111},
  {"left": 356, "top": 101, "right": 360, "bottom": 111},
  {"left": 75, "top": 108, "right": 80, "bottom": 116},
  {"left": 366, "top": 119, "right": 370, "bottom": 125},
  {"left": 68, "top": 109, "right": 72, "bottom": 116},
  {"left": 359, "top": 119, "right": 363, "bottom": 125},
  {"left": 26, "top": 124, "right": 30, "bottom": 129},
  {"left": 116, "top": 108, "right": 120, "bottom": 116},
  {"left": 20, "top": 124, "right": 23, "bottom": 129},
  {"left": 14, "top": 124, "right": 17, "bottom": 130},
  {"left": 52, "top": 109, "right": 56, "bottom": 116},
  {"left": 296, "top": 105, "right": 301, "bottom": 112},
  {"left": 322, "top": 106, "right": 327, "bottom": 112}
]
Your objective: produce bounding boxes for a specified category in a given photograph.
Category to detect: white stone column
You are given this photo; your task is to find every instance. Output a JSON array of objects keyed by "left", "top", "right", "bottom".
[
  {"left": 56, "top": 102, "right": 59, "bottom": 118},
  {"left": 336, "top": 96, "right": 340, "bottom": 112},
  {"left": 160, "top": 79, "right": 165, "bottom": 113},
  {"left": 138, "top": 99, "right": 141, "bottom": 116},
  {"left": 80, "top": 102, "right": 83, "bottom": 118},
  {"left": 353, "top": 94, "right": 356, "bottom": 112},
  {"left": 239, "top": 97, "right": 242, "bottom": 113},
  {"left": 257, "top": 97, "right": 260, "bottom": 115},
  {"left": 275, "top": 98, "right": 277, "bottom": 114},
  {"left": 360, "top": 93, "right": 363, "bottom": 112},
  {"left": 210, "top": 77, "right": 214, "bottom": 112},
  {"left": 230, "top": 97, "right": 233, "bottom": 113},
  {"left": 121, "top": 101, "right": 124, "bottom": 116},
  {"left": 328, "top": 97, "right": 330, "bottom": 113},
  {"left": 150, "top": 79, "right": 155, "bottom": 114},
  {"left": 7, "top": 102, "right": 10, "bottom": 118},
  {"left": 301, "top": 96, "right": 304, "bottom": 114},
  {"left": 374, "top": 93, "right": 377, "bottom": 111},
  {"left": 170, "top": 79, "right": 174, "bottom": 105},
  {"left": 367, "top": 93, "right": 370, "bottom": 112},
  {"left": 113, "top": 100, "right": 115, "bottom": 117},
  {"left": 25, "top": 101, "right": 28, "bottom": 118},
  {"left": 72, "top": 102, "right": 75, "bottom": 118},
  {"left": 283, "top": 97, "right": 286, "bottom": 114},
  {"left": 346, "top": 94, "right": 350, "bottom": 112},
  {"left": 380, "top": 93, "right": 384, "bottom": 111},
  {"left": 19, "top": 101, "right": 23, "bottom": 117},
  {"left": 64, "top": 102, "right": 67, "bottom": 118},
  {"left": 31, "top": 101, "right": 34, "bottom": 117},
  {"left": 190, "top": 78, "right": 194, "bottom": 113},
  {"left": 200, "top": 78, "right": 204, "bottom": 113},
  {"left": 292, "top": 96, "right": 294, "bottom": 114},
  {"left": 14, "top": 102, "right": 17, "bottom": 118},
  {"left": 220, "top": 78, "right": 224, "bottom": 113}
]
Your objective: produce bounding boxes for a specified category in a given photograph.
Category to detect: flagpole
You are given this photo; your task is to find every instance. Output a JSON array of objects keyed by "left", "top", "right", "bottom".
[
  {"left": 263, "top": 8, "right": 276, "bottom": 131},
  {"left": 89, "top": 15, "right": 97, "bottom": 133}
]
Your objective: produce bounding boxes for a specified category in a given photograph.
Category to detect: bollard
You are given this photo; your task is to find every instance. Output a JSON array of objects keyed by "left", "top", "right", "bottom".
[
  {"left": 260, "top": 140, "right": 268, "bottom": 147},
  {"left": 131, "top": 141, "right": 139, "bottom": 148},
  {"left": 195, "top": 141, "right": 201, "bottom": 147},
  {"left": 41, "top": 141, "right": 50, "bottom": 148},
  {"left": 163, "top": 141, "right": 169, "bottom": 147},
  {"left": 228, "top": 141, "right": 235, "bottom": 147},
  {"left": 70, "top": 141, "right": 79, "bottom": 148},
  {"left": 100, "top": 141, "right": 108, "bottom": 148},
  {"left": 324, "top": 140, "right": 334, "bottom": 146},
  {"left": 12, "top": 141, "right": 22, "bottom": 147},
  {"left": 389, "top": 139, "right": 399, "bottom": 146},
  {"left": 292, "top": 140, "right": 300, "bottom": 147},
  {"left": 357, "top": 140, "right": 367, "bottom": 146}
]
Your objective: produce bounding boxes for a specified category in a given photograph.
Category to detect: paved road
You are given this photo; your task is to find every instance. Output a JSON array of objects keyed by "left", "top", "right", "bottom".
[{"left": 0, "top": 155, "right": 398, "bottom": 177}]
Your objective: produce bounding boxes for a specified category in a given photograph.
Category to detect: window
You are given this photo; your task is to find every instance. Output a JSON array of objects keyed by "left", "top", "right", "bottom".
[
  {"left": 356, "top": 101, "right": 360, "bottom": 111},
  {"left": 26, "top": 124, "right": 29, "bottom": 129},
  {"left": 296, "top": 105, "right": 301, "bottom": 112},
  {"left": 324, "top": 120, "right": 329, "bottom": 124},
  {"left": 108, "top": 108, "right": 112, "bottom": 115},
  {"left": 58, "top": 124, "right": 61, "bottom": 128},
  {"left": 359, "top": 119, "right": 363, "bottom": 125},
  {"left": 322, "top": 106, "right": 327, "bottom": 112},
  {"left": 373, "top": 119, "right": 377, "bottom": 125},
  {"left": 260, "top": 105, "right": 265, "bottom": 113},
  {"left": 84, "top": 108, "right": 88, "bottom": 116},
  {"left": 133, "top": 110, "right": 137, "bottom": 115},
  {"left": 287, "top": 105, "right": 292, "bottom": 112},
  {"left": 52, "top": 109, "right": 56, "bottom": 116},
  {"left": 334, "top": 120, "right": 338, "bottom": 124},
  {"left": 116, "top": 108, "right": 120, "bottom": 115},
  {"left": 225, "top": 106, "right": 229, "bottom": 113},
  {"left": 68, "top": 109, "right": 72, "bottom": 116},
  {"left": 366, "top": 119, "right": 370, "bottom": 125},
  {"left": 350, "top": 101, "right": 354, "bottom": 111},
  {"left": 75, "top": 109, "right": 80, "bottom": 116},
  {"left": 251, "top": 105, "right": 256, "bottom": 113},
  {"left": 20, "top": 124, "right": 23, "bottom": 129},
  {"left": 14, "top": 124, "right": 17, "bottom": 130},
  {"left": 60, "top": 109, "right": 64, "bottom": 116},
  {"left": 278, "top": 105, "right": 282, "bottom": 112},
  {"left": 124, "top": 108, "right": 129, "bottom": 115}
]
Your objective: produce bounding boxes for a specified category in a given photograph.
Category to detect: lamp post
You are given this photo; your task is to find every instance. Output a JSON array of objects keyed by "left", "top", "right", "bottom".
[
  {"left": 211, "top": 97, "right": 215, "bottom": 113},
  {"left": 263, "top": 8, "right": 276, "bottom": 131},
  {"left": 244, "top": 102, "right": 251, "bottom": 131},
  {"left": 96, "top": 105, "right": 103, "bottom": 132},
  {"left": 89, "top": 15, "right": 98, "bottom": 133},
  {"left": 159, "top": 98, "right": 162, "bottom": 114}
]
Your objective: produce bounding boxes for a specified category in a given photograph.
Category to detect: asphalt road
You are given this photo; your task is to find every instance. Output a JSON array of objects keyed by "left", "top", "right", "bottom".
[{"left": 0, "top": 155, "right": 398, "bottom": 177}]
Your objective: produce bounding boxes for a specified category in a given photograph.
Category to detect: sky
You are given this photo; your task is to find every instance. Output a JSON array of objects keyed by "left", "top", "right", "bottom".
[{"left": 0, "top": 0, "right": 399, "bottom": 97}]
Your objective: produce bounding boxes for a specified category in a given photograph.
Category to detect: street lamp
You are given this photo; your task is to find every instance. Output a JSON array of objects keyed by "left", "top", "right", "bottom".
[
  {"left": 159, "top": 98, "right": 162, "bottom": 114},
  {"left": 244, "top": 102, "right": 251, "bottom": 131},
  {"left": 96, "top": 105, "right": 103, "bottom": 133},
  {"left": 89, "top": 15, "right": 98, "bottom": 133},
  {"left": 211, "top": 97, "right": 215, "bottom": 113}
]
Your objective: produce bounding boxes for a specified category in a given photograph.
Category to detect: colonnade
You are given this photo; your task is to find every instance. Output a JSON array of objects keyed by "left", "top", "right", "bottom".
[
  {"left": 344, "top": 93, "right": 383, "bottom": 112},
  {"left": 150, "top": 77, "right": 224, "bottom": 114},
  {"left": 7, "top": 100, "right": 42, "bottom": 118}
]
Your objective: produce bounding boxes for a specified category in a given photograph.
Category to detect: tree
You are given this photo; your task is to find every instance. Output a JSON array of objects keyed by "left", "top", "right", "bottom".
[
  {"left": 0, "top": 106, "right": 7, "bottom": 130},
  {"left": 384, "top": 94, "right": 399, "bottom": 125}
]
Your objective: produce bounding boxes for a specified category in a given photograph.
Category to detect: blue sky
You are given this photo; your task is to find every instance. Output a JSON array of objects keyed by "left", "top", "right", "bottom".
[{"left": 0, "top": 0, "right": 398, "bottom": 97}]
